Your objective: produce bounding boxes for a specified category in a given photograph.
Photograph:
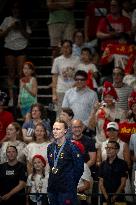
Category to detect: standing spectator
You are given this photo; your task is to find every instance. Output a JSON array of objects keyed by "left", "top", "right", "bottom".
[
  {"left": 47, "top": 0, "right": 75, "bottom": 59},
  {"left": 84, "top": 0, "right": 110, "bottom": 43},
  {"left": 18, "top": 61, "right": 38, "bottom": 120},
  {"left": 0, "top": 90, "right": 14, "bottom": 142},
  {"left": 47, "top": 120, "right": 84, "bottom": 205},
  {"left": 77, "top": 47, "right": 99, "bottom": 90},
  {"left": 99, "top": 141, "right": 128, "bottom": 204},
  {"left": 62, "top": 70, "right": 98, "bottom": 126},
  {"left": 23, "top": 123, "right": 50, "bottom": 174},
  {"left": 0, "top": 145, "right": 27, "bottom": 205},
  {"left": 51, "top": 40, "right": 80, "bottom": 116},
  {"left": 0, "top": 122, "right": 26, "bottom": 164},
  {"left": 22, "top": 103, "right": 51, "bottom": 143},
  {"left": 0, "top": 1, "right": 32, "bottom": 106},
  {"left": 96, "top": 0, "right": 131, "bottom": 53},
  {"left": 26, "top": 154, "right": 49, "bottom": 205},
  {"left": 88, "top": 81, "right": 126, "bottom": 146},
  {"left": 113, "top": 67, "right": 132, "bottom": 111}
]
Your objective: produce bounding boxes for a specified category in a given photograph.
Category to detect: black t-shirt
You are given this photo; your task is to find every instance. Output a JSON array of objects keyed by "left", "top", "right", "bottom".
[{"left": 0, "top": 161, "right": 27, "bottom": 204}]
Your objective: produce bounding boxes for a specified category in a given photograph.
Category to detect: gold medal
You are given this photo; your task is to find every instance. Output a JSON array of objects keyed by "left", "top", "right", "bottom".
[{"left": 52, "top": 167, "right": 58, "bottom": 174}]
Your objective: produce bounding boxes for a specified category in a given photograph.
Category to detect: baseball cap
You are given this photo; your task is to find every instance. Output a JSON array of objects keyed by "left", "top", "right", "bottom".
[{"left": 106, "top": 122, "right": 119, "bottom": 131}]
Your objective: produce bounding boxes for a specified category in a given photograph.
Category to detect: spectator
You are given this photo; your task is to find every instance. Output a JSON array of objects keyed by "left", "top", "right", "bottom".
[
  {"left": 0, "top": 122, "right": 26, "bottom": 163},
  {"left": 84, "top": 0, "right": 110, "bottom": 43},
  {"left": 0, "top": 90, "right": 14, "bottom": 142},
  {"left": 23, "top": 123, "right": 51, "bottom": 174},
  {"left": 62, "top": 70, "right": 98, "bottom": 126},
  {"left": 77, "top": 47, "right": 99, "bottom": 90},
  {"left": 77, "top": 163, "right": 93, "bottom": 205},
  {"left": 18, "top": 61, "right": 38, "bottom": 120},
  {"left": 47, "top": 119, "right": 84, "bottom": 205},
  {"left": 59, "top": 107, "right": 74, "bottom": 139},
  {"left": 46, "top": 0, "right": 75, "bottom": 59},
  {"left": 99, "top": 141, "right": 128, "bottom": 204},
  {"left": 129, "top": 131, "right": 136, "bottom": 200},
  {"left": 0, "top": 1, "right": 32, "bottom": 106},
  {"left": 51, "top": 40, "right": 80, "bottom": 116},
  {"left": 127, "top": 90, "right": 136, "bottom": 122},
  {"left": 100, "top": 32, "right": 136, "bottom": 76},
  {"left": 0, "top": 145, "right": 27, "bottom": 205},
  {"left": 26, "top": 154, "right": 49, "bottom": 205},
  {"left": 71, "top": 119, "right": 96, "bottom": 170},
  {"left": 89, "top": 81, "right": 126, "bottom": 146},
  {"left": 22, "top": 103, "right": 51, "bottom": 143},
  {"left": 96, "top": 0, "right": 131, "bottom": 53},
  {"left": 123, "top": 59, "right": 136, "bottom": 91},
  {"left": 113, "top": 67, "right": 132, "bottom": 111},
  {"left": 72, "top": 30, "right": 95, "bottom": 58}
]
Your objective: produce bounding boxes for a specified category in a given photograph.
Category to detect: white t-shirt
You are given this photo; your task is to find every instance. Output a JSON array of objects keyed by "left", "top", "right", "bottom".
[
  {"left": 51, "top": 54, "right": 80, "bottom": 93},
  {"left": 0, "top": 16, "right": 32, "bottom": 50},
  {"left": 27, "top": 171, "right": 49, "bottom": 202},
  {"left": 23, "top": 141, "right": 50, "bottom": 162}
]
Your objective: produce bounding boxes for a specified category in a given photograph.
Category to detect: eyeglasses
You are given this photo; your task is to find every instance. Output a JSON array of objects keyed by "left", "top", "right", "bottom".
[
  {"left": 107, "top": 128, "right": 117, "bottom": 132},
  {"left": 105, "top": 147, "right": 117, "bottom": 150},
  {"left": 75, "top": 78, "right": 86, "bottom": 81}
]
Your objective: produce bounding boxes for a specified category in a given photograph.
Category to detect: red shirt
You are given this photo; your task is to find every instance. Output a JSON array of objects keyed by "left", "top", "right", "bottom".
[
  {"left": 0, "top": 111, "right": 14, "bottom": 141},
  {"left": 85, "top": 1, "right": 110, "bottom": 39},
  {"left": 97, "top": 14, "right": 132, "bottom": 51}
]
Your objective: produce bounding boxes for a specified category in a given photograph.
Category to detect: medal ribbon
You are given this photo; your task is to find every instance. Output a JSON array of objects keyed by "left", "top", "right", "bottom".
[{"left": 53, "top": 141, "right": 66, "bottom": 168}]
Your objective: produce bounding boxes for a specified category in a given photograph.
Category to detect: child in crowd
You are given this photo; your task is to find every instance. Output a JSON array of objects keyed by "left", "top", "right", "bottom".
[
  {"left": 18, "top": 61, "right": 38, "bottom": 119},
  {"left": 77, "top": 47, "right": 99, "bottom": 90},
  {"left": 26, "top": 154, "right": 49, "bottom": 205}
]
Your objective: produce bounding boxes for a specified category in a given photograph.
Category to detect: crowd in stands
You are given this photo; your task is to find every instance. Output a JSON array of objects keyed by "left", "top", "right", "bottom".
[{"left": 0, "top": 0, "right": 136, "bottom": 205}]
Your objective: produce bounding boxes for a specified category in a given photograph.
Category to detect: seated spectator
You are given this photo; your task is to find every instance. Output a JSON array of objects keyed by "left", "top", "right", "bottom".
[
  {"left": 22, "top": 103, "right": 51, "bottom": 143},
  {"left": 59, "top": 107, "right": 74, "bottom": 139},
  {"left": 72, "top": 30, "right": 95, "bottom": 58},
  {"left": 0, "top": 90, "right": 14, "bottom": 142},
  {"left": 26, "top": 154, "right": 49, "bottom": 205},
  {"left": 62, "top": 70, "right": 98, "bottom": 126},
  {"left": 0, "top": 122, "right": 26, "bottom": 163},
  {"left": 99, "top": 141, "right": 128, "bottom": 205},
  {"left": 77, "top": 163, "right": 93, "bottom": 205},
  {"left": 0, "top": 145, "right": 27, "bottom": 205},
  {"left": 23, "top": 123, "right": 51, "bottom": 174},
  {"left": 71, "top": 119, "right": 96, "bottom": 170}
]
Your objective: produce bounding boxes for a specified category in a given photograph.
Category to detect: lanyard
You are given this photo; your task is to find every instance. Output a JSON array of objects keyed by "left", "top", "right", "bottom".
[{"left": 53, "top": 141, "right": 66, "bottom": 168}]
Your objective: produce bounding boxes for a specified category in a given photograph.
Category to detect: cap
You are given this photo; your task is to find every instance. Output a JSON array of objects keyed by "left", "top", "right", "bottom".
[
  {"left": 106, "top": 122, "right": 119, "bottom": 131},
  {"left": 32, "top": 154, "right": 46, "bottom": 166}
]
